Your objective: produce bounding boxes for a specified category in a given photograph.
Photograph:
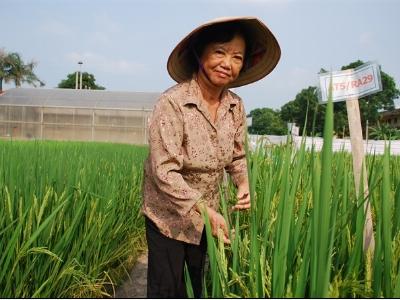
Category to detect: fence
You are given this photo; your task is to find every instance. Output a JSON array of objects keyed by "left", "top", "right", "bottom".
[{"left": 249, "top": 134, "right": 400, "bottom": 156}]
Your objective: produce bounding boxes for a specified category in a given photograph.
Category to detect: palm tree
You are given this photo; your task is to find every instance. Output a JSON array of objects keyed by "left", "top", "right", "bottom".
[
  {"left": 7, "top": 52, "right": 45, "bottom": 88},
  {"left": 0, "top": 49, "right": 13, "bottom": 93},
  {"left": 0, "top": 50, "right": 44, "bottom": 92}
]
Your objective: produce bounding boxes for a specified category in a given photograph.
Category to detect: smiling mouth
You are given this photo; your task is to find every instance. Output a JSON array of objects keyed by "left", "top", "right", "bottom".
[{"left": 215, "top": 71, "right": 230, "bottom": 78}]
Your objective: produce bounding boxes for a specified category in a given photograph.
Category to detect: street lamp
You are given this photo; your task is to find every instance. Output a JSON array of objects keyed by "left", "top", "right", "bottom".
[
  {"left": 78, "top": 61, "right": 83, "bottom": 89},
  {"left": 75, "top": 61, "right": 83, "bottom": 89},
  {"left": 75, "top": 66, "right": 78, "bottom": 90}
]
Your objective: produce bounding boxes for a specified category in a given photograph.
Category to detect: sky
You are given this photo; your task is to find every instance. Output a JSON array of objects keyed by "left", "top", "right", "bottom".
[{"left": 2, "top": 0, "right": 400, "bottom": 112}]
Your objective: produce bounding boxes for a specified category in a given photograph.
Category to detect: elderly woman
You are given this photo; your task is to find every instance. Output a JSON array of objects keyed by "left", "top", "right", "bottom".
[{"left": 142, "top": 16, "right": 280, "bottom": 298}]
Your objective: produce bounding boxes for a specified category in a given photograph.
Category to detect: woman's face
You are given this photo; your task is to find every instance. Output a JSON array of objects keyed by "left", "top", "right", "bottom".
[{"left": 199, "top": 34, "right": 246, "bottom": 88}]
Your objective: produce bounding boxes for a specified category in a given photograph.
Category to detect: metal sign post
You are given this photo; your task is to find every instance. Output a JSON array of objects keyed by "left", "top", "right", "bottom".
[{"left": 319, "top": 61, "right": 382, "bottom": 253}]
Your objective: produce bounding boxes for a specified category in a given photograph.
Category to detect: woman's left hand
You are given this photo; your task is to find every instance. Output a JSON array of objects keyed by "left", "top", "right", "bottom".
[{"left": 233, "top": 182, "right": 250, "bottom": 210}]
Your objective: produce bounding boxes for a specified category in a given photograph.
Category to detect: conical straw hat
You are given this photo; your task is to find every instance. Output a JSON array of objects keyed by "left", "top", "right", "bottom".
[{"left": 167, "top": 16, "right": 281, "bottom": 88}]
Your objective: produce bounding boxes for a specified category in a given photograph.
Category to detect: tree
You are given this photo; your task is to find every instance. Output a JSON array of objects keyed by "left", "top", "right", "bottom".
[
  {"left": 6, "top": 52, "right": 44, "bottom": 88},
  {"left": 1, "top": 50, "right": 44, "bottom": 92},
  {"left": 248, "top": 107, "right": 286, "bottom": 135},
  {"left": 280, "top": 60, "right": 400, "bottom": 137},
  {"left": 0, "top": 49, "right": 12, "bottom": 92},
  {"left": 338, "top": 60, "right": 399, "bottom": 135},
  {"left": 369, "top": 122, "right": 400, "bottom": 140},
  {"left": 58, "top": 72, "right": 105, "bottom": 90},
  {"left": 280, "top": 86, "right": 325, "bottom": 136}
]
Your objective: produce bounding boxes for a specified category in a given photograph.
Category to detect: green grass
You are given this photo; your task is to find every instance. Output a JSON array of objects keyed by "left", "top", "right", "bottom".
[
  {"left": 2, "top": 115, "right": 399, "bottom": 298},
  {"left": 200, "top": 96, "right": 400, "bottom": 297},
  {"left": 201, "top": 144, "right": 400, "bottom": 298},
  {"left": 0, "top": 140, "right": 148, "bottom": 298}
]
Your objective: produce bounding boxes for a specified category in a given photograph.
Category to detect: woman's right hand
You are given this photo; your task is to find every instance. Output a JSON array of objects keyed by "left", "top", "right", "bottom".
[{"left": 205, "top": 207, "right": 231, "bottom": 244}]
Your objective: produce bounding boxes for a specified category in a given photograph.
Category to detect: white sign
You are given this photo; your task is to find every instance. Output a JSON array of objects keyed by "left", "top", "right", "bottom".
[
  {"left": 319, "top": 62, "right": 382, "bottom": 103},
  {"left": 287, "top": 122, "right": 299, "bottom": 136}
]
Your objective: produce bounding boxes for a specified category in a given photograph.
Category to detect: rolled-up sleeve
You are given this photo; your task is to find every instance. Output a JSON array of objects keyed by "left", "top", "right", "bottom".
[
  {"left": 148, "top": 95, "right": 202, "bottom": 215},
  {"left": 225, "top": 102, "right": 249, "bottom": 187}
]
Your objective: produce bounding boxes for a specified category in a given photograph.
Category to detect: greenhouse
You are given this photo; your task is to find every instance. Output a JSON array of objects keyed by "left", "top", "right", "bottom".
[{"left": 0, "top": 88, "right": 160, "bottom": 144}]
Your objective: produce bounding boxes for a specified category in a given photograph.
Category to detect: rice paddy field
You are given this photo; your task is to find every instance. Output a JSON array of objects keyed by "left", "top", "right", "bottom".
[
  {"left": 0, "top": 140, "right": 148, "bottom": 298},
  {"left": 199, "top": 99, "right": 400, "bottom": 298},
  {"left": 200, "top": 141, "right": 400, "bottom": 298},
  {"left": 2, "top": 98, "right": 400, "bottom": 298}
]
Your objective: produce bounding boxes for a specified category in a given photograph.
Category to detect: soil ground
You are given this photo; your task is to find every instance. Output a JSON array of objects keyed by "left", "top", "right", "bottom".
[{"left": 114, "top": 251, "right": 148, "bottom": 298}]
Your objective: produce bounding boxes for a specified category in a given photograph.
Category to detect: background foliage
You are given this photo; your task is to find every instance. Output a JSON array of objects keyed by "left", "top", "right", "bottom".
[
  {"left": 57, "top": 72, "right": 105, "bottom": 90},
  {"left": 249, "top": 60, "right": 400, "bottom": 138}
]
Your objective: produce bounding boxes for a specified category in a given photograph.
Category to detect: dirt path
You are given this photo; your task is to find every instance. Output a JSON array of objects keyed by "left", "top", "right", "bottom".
[{"left": 114, "top": 251, "right": 148, "bottom": 298}]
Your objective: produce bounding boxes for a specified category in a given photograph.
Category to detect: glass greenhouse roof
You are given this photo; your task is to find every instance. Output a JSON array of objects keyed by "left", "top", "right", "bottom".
[{"left": 0, "top": 88, "right": 160, "bottom": 110}]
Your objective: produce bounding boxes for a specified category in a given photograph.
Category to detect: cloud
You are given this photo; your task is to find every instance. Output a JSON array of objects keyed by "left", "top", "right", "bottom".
[
  {"left": 39, "top": 20, "right": 74, "bottom": 37},
  {"left": 65, "top": 51, "right": 145, "bottom": 75},
  {"left": 287, "top": 67, "right": 317, "bottom": 88},
  {"left": 263, "top": 66, "right": 317, "bottom": 103},
  {"left": 92, "top": 12, "right": 121, "bottom": 33},
  {"left": 39, "top": 13, "right": 122, "bottom": 46},
  {"left": 236, "top": 0, "right": 293, "bottom": 5},
  {"left": 90, "top": 31, "right": 111, "bottom": 44},
  {"left": 87, "top": 12, "right": 122, "bottom": 45},
  {"left": 359, "top": 32, "right": 374, "bottom": 46}
]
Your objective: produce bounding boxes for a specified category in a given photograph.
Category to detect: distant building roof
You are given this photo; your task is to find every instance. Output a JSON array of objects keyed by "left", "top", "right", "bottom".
[
  {"left": 0, "top": 88, "right": 160, "bottom": 110},
  {"left": 380, "top": 108, "right": 400, "bottom": 120}
]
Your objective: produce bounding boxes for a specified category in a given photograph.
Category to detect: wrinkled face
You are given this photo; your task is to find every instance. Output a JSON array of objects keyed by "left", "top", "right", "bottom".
[{"left": 199, "top": 34, "right": 246, "bottom": 88}]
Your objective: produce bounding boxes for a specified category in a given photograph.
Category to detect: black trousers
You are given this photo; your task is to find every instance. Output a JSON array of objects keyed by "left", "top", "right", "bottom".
[{"left": 145, "top": 217, "right": 207, "bottom": 298}]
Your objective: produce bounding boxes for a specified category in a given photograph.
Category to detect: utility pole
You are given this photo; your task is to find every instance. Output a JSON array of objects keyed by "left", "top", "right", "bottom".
[
  {"left": 75, "top": 68, "right": 79, "bottom": 89},
  {"left": 78, "top": 61, "right": 83, "bottom": 89}
]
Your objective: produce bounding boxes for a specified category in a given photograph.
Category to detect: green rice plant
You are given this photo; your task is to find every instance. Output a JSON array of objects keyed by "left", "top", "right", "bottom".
[
  {"left": 199, "top": 87, "right": 400, "bottom": 297},
  {"left": 381, "top": 144, "right": 393, "bottom": 297},
  {"left": 368, "top": 144, "right": 393, "bottom": 298},
  {"left": 0, "top": 140, "right": 148, "bottom": 298},
  {"left": 309, "top": 76, "right": 335, "bottom": 297},
  {"left": 184, "top": 263, "right": 194, "bottom": 298},
  {"left": 272, "top": 138, "right": 305, "bottom": 297}
]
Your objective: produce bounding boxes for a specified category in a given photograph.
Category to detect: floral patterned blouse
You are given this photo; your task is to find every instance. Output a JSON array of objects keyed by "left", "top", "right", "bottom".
[{"left": 142, "top": 76, "right": 248, "bottom": 245}]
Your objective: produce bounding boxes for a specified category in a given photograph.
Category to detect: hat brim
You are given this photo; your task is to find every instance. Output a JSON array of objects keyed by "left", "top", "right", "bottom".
[{"left": 167, "top": 16, "right": 281, "bottom": 88}]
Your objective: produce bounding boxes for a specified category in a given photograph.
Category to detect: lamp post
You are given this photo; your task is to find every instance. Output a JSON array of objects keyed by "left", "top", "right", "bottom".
[
  {"left": 75, "top": 67, "right": 79, "bottom": 90},
  {"left": 78, "top": 61, "right": 83, "bottom": 89}
]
